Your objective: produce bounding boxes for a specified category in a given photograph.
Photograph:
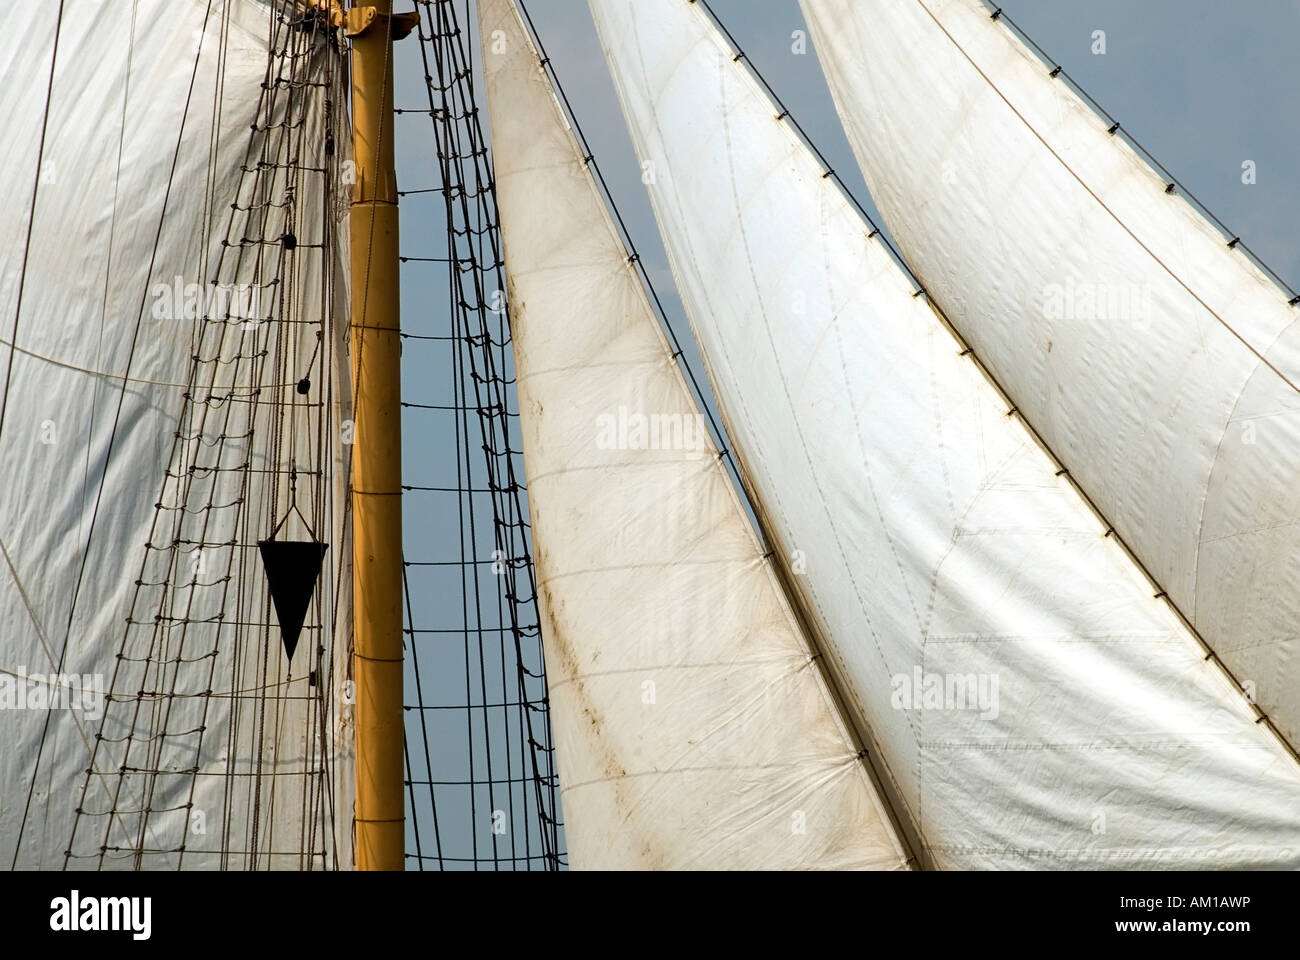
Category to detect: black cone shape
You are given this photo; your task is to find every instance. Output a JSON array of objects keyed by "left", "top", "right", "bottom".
[{"left": 258, "top": 540, "right": 328, "bottom": 660}]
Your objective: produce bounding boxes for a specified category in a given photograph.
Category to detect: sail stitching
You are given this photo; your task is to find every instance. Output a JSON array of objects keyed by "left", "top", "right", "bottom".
[
  {"left": 500, "top": 0, "right": 913, "bottom": 868},
  {"left": 618, "top": 3, "right": 1300, "bottom": 868},
  {"left": 972, "top": 0, "right": 1299, "bottom": 309},
  {"left": 884, "top": 0, "right": 1300, "bottom": 764},
  {"left": 682, "top": 0, "right": 944, "bottom": 863},
  {"left": 515, "top": 0, "right": 756, "bottom": 520},
  {"left": 915, "top": 0, "right": 1299, "bottom": 397},
  {"left": 782, "top": 0, "right": 1300, "bottom": 769},
  {"left": 599, "top": 0, "right": 923, "bottom": 866}
]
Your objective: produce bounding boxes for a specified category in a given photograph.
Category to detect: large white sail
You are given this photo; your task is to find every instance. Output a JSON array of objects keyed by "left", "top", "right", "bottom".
[
  {"left": 478, "top": 0, "right": 908, "bottom": 869},
  {"left": 0, "top": 0, "right": 353, "bottom": 869},
  {"left": 799, "top": 0, "right": 1300, "bottom": 750},
  {"left": 589, "top": 0, "right": 1300, "bottom": 868}
]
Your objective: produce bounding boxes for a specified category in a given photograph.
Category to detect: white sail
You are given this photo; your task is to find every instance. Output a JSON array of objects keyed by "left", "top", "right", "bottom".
[
  {"left": 0, "top": 0, "right": 353, "bottom": 869},
  {"left": 478, "top": 0, "right": 908, "bottom": 869},
  {"left": 589, "top": 0, "right": 1300, "bottom": 868},
  {"left": 799, "top": 0, "right": 1300, "bottom": 749}
]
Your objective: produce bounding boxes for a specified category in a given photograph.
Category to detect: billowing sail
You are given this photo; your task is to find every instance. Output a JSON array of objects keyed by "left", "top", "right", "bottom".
[
  {"left": 799, "top": 0, "right": 1300, "bottom": 749},
  {"left": 0, "top": 0, "right": 354, "bottom": 869},
  {"left": 589, "top": 0, "right": 1300, "bottom": 867},
  {"left": 478, "top": 0, "right": 908, "bottom": 869}
]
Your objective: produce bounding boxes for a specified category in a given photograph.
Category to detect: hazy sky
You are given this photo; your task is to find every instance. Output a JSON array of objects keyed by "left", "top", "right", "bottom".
[{"left": 391, "top": 0, "right": 1300, "bottom": 866}]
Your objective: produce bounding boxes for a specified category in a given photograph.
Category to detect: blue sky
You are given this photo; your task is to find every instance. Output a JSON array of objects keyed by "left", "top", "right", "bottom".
[{"left": 391, "top": 0, "right": 1300, "bottom": 867}]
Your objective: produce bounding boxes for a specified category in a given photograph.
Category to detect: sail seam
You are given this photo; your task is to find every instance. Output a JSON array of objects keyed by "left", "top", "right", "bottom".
[
  {"left": 524, "top": 3, "right": 908, "bottom": 863},
  {"left": 515, "top": 0, "right": 759, "bottom": 529},
  {"left": 915, "top": 0, "right": 1298, "bottom": 397},
  {"left": 602, "top": 0, "right": 927, "bottom": 867},
  {"left": 784, "top": 0, "right": 1300, "bottom": 765},
  {"left": 545, "top": 658, "right": 814, "bottom": 686},
  {"left": 514, "top": 0, "right": 911, "bottom": 868},
  {"left": 886, "top": 0, "right": 1300, "bottom": 762},
  {"left": 686, "top": 0, "right": 948, "bottom": 867},
  {"left": 974, "top": 0, "right": 1299, "bottom": 309},
  {"left": 920, "top": 304, "right": 1300, "bottom": 763},
  {"left": 561, "top": 760, "right": 865, "bottom": 792},
  {"left": 661, "top": 3, "right": 1300, "bottom": 870}
]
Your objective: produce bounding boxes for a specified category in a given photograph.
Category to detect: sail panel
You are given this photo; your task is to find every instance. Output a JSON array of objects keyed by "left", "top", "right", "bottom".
[
  {"left": 0, "top": 0, "right": 353, "bottom": 869},
  {"left": 589, "top": 0, "right": 1300, "bottom": 867},
  {"left": 799, "top": 0, "right": 1300, "bottom": 748},
  {"left": 479, "top": 0, "right": 908, "bottom": 869}
]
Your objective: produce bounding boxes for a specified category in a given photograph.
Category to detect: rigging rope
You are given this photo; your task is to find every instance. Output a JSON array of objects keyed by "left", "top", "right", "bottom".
[
  {"left": 399, "top": 0, "right": 563, "bottom": 871},
  {"left": 61, "top": 0, "right": 350, "bottom": 870}
]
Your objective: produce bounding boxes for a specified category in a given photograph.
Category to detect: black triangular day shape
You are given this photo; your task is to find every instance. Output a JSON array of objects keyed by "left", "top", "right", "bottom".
[{"left": 258, "top": 540, "right": 329, "bottom": 660}]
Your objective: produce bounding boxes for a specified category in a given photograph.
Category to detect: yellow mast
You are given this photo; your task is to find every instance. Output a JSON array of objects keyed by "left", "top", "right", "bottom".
[{"left": 343, "top": 0, "right": 417, "bottom": 871}]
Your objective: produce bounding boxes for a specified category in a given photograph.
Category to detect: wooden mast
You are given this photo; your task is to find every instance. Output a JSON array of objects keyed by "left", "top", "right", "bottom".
[{"left": 344, "top": 0, "right": 417, "bottom": 871}]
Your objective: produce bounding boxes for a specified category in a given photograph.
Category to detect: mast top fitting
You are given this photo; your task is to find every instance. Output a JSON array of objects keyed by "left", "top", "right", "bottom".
[{"left": 292, "top": 1, "right": 419, "bottom": 40}]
